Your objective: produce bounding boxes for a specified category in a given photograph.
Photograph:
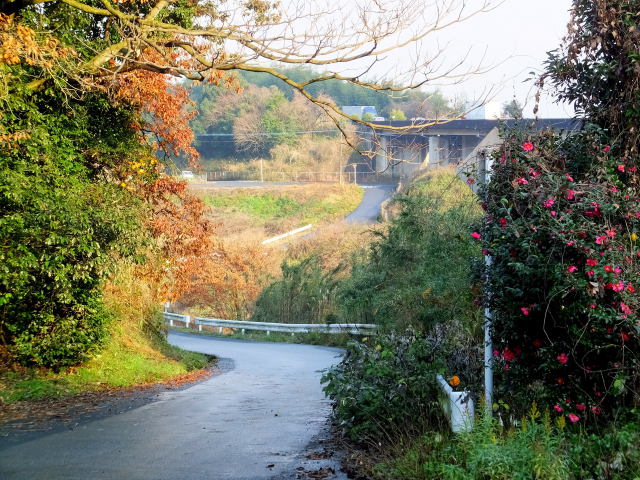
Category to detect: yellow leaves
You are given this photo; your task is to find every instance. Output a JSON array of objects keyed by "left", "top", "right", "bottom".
[{"left": 0, "top": 14, "right": 75, "bottom": 68}]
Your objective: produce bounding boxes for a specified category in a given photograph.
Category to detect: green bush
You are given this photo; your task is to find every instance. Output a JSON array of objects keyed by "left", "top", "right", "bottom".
[
  {"left": 252, "top": 255, "right": 341, "bottom": 324},
  {"left": 321, "top": 333, "right": 446, "bottom": 443},
  {"left": 339, "top": 168, "right": 482, "bottom": 332}
]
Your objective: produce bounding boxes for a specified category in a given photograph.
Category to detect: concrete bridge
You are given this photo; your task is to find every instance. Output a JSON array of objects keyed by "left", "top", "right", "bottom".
[{"left": 360, "top": 118, "right": 578, "bottom": 180}]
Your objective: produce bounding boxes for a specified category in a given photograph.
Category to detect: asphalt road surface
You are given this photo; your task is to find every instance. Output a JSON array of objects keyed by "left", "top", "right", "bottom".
[
  {"left": 344, "top": 184, "right": 396, "bottom": 224},
  {"left": 0, "top": 333, "right": 346, "bottom": 480}
]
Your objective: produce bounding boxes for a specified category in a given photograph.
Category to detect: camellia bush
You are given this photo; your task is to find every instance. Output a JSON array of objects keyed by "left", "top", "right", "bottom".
[
  {"left": 478, "top": 0, "right": 640, "bottom": 426},
  {"left": 479, "top": 126, "right": 639, "bottom": 423}
]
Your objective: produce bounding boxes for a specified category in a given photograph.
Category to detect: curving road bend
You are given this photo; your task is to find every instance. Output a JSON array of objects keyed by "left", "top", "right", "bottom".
[
  {"left": 0, "top": 333, "right": 346, "bottom": 480},
  {"left": 344, "top": 185, "right": 395, "bottom": 224}
]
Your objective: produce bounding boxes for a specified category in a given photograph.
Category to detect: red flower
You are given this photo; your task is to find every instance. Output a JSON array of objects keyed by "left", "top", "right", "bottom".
[
  {"left": 618, "top": 164, "right": 625, "bottom": 172},
  {"left": 566, "top": 189, "right": 575, "bottom": 200},
  {"left": 604, "top": 265, "right": 614, "bottom": 273},
  {"left": 557, "top": 353, "right": 569, "bottom": 364},
  {"left": 566, "top": 173, "right": 574, "bottom": 182},
  {"left": 543, "top": 198, "right": 555, "bottom": 208},
  {"left": 522, "top": 142, "right": 534, "bottom": 151},
  {"left": 567, "top": 413, "right": 580, "bottom": 423},
  {"left": 499, "top": 217, "right": 508, "bottom": 228},
  {"left": 502, "top": 348, "right": 516, "bottom": 362},
  {"left": 554, "top": 404, "right": 563, "bottom": 413},
  {"left": 621, "top": 331, "right": 631, "bottom": 342},
  {"left": 520, "top": 307, "right": 530, "bottom": 316},
  {"left": 567, "top": 266, "right": 578, "bottom": 273},
  {"left": 586, "top": 259, "right": 598, "bottom": 266},
  {"left": 576, "top": 403, "right": 587, "bottom": 412},
  {"left": 603, "top": 145, "right": 611, "bottom": 152},
  {"left": 595, "top": 235, "right": 607, "bottom": 245},
  {"left": 517, "top": 177, "right": 529, "bottom": 185},
  {"left": 471, "top": 232, "right": 481, "bottom": 239},
  {"left": 556, "top": 377, "right": 565, "bottom": 385},
  {"left": 467, "top": 177, "right": 475, "bottom": 185},
  {"left": 532, "top": 339, "right": 542, "bottom": 348},
  {"left": 587, "top": 270, "right": 595, "bottom": 277},
  {"left": 627, "top": 283, "right": 635, "bottom": 292}
]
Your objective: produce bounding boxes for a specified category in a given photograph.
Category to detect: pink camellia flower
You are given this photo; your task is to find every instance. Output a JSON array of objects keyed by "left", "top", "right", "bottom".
[
  {"left": 595, "top": 235, "right": 607, "bottom": 245},
  {"left": 471, "top": 232, "right": 481, "bottom": 239},
  {"left": 587, "top": 270, "right": 595, "bottom": 277},
  {"left": 586, "top": 259, "right": 598, "bottom": 266},
  {"left": 482, "top": 248, "right": 489, "bottom": 255},
  {"left": 620, "top": 302, "right": 632, "bottom": 315},
  {"left": 543, "top": 198, "right": 555, "bottom": 208},
  {"left": 467, "top": 177, "right": 475, "bottom": 185},
  {"left": 557, "top": 353, "right": 569, "bottom": 364},
  {"left": 529, "top": 168, "right": 541, "bottom": 178},
  {"left": 493, "top": 349, "right": 500, "bottom": 357},
  {"left": 576, "top": 403, "right": 587, "bottom": 412},
  {"left": 627, "top": 283, "right": 635, "bottom": 292},
  {"left": 517, "top": 177, "right": 529, "bottom": 185},
  {"left": 550, "top": 211, "right": 557, "bottom": 217},
  {"left": 566, "top": 173, "right": 574, "bottom": 182},
  {"left": 612, "top": 281, "right": 625, "bottom": 292},
  {"left": 614, "top": 266, "right": 622, "bottom": 275},
  {"left": 603, "top": 145, "right": 611, "bottom": 152},
  {"left": 618, "top": 164, "right": 626, "bottom": 172},
  {"left": 589, "top": 304, "right": 597, "bottom": 309},
  {"left": 567, "top": 240, "right": 576, "bottom": 247},
  {"left": 592, "top": 406, "right": 602, "bottom": 415},
  {"left": 521, "top": 307, "right": 530, "bottom": 316},
  {"left": 566, "top": 189, "right": 575, "bottom": 200},
  {"left": 554, "top": 404, "right": 563, "bottom": 413},
  {"left": 611, "top": 186, "right": 619, "bottom": 193},
  {"left": 567, "top": 266, "right": 578, "bottom": 273},
  {"left": 522, "top": 141, "right": 534, "bottom": 151},
  {"left": 567, "top": 413, "right": 580, "bottom": 423},
  {"left": 606, "top": 228, "right": 616, "bottom": 238}
]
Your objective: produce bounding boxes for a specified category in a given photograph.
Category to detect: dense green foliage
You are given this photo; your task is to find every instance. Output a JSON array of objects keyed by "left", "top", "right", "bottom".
[
  {"left": 340, "top": 169, "right": 482, "bottom": 332},
  {"left": 480, "top": 0, "right": 640, "bottom": 422},
  {"left": 377, "top": 408, "right": 640, "bottom": 480},
  {"left": 0, "top": 10, "right": 152, "bottom": 366},
  {"left": 253, "top": 255, "right": 341, "bottom": 324},
  {"left": 322, "top": 334, "right": 446, "bottom": 443}
]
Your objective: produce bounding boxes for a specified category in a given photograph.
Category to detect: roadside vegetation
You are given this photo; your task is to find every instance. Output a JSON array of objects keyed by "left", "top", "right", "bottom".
[{"left": 318, "top": 2, "right": 640, "bottom": 478}]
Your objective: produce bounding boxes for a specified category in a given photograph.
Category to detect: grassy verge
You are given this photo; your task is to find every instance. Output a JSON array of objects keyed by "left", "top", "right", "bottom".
[
  {"left": 169, "top": 325, "right": 353, "bottom": 348},
  {"left": 193, "top": 183, "right": 363, "bottom": 233},
  {"left": 0, "top": 266, "right": 213, "bottom": 404}
]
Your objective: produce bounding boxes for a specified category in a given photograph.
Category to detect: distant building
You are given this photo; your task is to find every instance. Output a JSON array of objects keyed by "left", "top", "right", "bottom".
[
  {"left": 464, "top": 101, "right": 502, "bottom": 120},
  {"left": 342, "top": 105, "right": 377, "bottom": 118}
]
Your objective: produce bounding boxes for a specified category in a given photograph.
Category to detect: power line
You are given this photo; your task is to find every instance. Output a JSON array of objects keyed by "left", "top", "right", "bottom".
[{"left": 196, "top": 129, "right": 340, "bottom": 137}]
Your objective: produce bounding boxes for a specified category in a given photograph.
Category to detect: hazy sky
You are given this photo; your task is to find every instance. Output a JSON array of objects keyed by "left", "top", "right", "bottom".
[{"left": 427, "top": 0, "right": 574, "bottom": 117}]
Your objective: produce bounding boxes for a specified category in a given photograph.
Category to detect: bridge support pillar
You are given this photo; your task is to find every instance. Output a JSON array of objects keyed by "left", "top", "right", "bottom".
[{"left": 429, "top": 136, "right": 441, "bottom": 167}]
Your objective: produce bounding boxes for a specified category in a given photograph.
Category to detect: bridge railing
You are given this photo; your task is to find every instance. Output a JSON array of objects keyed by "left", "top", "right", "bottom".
[{"left": 164, "top": 312, "right": 377, "bottom": 335}]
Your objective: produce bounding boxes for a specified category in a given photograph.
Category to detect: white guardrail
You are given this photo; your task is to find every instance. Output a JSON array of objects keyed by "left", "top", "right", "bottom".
[
  {"left": 436, "top": 374, "right": 474, "bottom": 433},
  {"left": 163, "top": 312, "right": 376, "bottom": 335}
]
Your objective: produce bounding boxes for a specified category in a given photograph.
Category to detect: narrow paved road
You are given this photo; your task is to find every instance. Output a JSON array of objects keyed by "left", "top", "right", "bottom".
[
  {"left": 0, "top": 333, "right": 345, "bottom": 480},
  {"left": 344, "top": 185, "right": 395, "bottom": 224}
]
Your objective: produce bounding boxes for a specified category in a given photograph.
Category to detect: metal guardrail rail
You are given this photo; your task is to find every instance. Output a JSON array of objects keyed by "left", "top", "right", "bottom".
[{"left": 164, "top": 312, "right": 376, "bottom": 335}]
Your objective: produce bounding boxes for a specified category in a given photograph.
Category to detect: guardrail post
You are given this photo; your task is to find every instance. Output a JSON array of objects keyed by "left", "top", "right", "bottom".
[
  {"left": 185, "top": 315, "right": 191, "bottom": 328},
  {"left": 198, "top": 324, "right": 202, "bottom": 332},
  {"left": 169, "top": 318, "right": 174, "bottom": 327},
  {"left": 241, "top": 328, "right": 245, "bottom": 335},
  {"left": 266, "top": 330, "right": 270, "bottom": 335},
  {"left": 218, "top": 327, "right": 222, "bottom": 334}
]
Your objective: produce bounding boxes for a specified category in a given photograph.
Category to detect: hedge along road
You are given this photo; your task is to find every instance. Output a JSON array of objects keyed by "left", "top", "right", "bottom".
[{"left": 0, "top": 333, "right": 346, "bottom": 480}]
